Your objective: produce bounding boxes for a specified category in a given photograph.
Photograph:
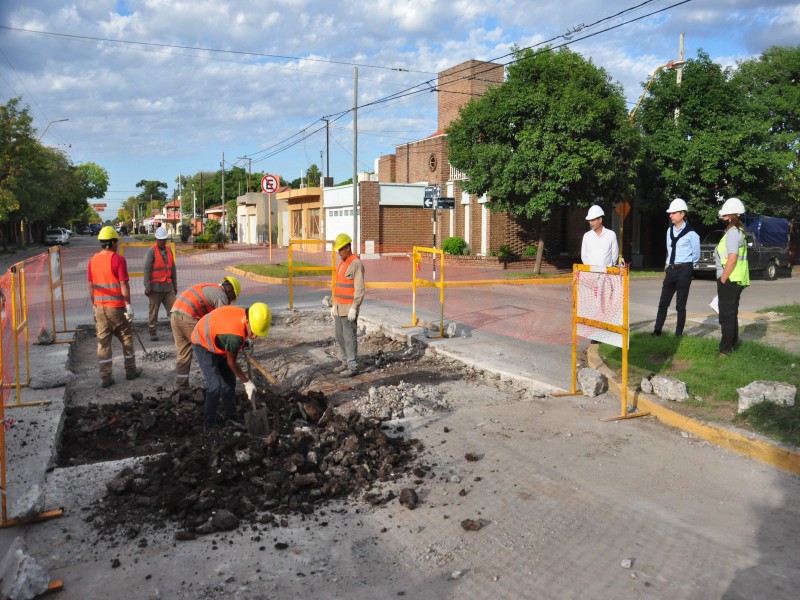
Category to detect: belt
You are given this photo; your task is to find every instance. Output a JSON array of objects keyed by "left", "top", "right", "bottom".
[{"left": 666, "top": 263, "right": 692, "bottom": 270}]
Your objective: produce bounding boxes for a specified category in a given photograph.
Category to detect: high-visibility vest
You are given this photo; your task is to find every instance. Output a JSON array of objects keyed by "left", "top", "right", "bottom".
[
  {"left": 173, "top": 283, "right": 217, "bottom": 319},
  {"left": 191, "top": 305, "right": 246, "bottom": 354},
  {"left": 717, "top": 228, "right": 750, "bottom": 287},
  {"left": 89, "top": 250, "right": 126, "bottom": 308},
  {"left": 150, "top": 245, "right": 174, "bottom": 284},
  {"left": 333, "top": 254, "right": 358, "bottom": 305}
]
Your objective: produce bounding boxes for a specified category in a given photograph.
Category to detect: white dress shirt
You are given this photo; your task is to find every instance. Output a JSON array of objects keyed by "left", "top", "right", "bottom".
[{"left": 581, "top": 226, "right": 619, "bottom": 267}]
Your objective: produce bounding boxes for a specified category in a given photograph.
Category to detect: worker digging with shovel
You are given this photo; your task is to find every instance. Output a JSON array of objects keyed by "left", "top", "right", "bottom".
[{"left": 191, "top": 302, "right": 271, "bottom": 430}]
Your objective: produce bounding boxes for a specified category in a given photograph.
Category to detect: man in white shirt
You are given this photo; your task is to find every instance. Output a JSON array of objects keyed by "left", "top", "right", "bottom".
[{"left": 581, "top": 205, "right": 619, "bottom": 267}]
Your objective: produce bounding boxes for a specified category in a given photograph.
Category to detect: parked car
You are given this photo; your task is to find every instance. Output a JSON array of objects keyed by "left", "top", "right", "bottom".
[
  {"left": 44, "top": 228, "right": 70, "bottom": 245},
  {"left": 694, "top": 215, "right": 791, "bottom": 281}
]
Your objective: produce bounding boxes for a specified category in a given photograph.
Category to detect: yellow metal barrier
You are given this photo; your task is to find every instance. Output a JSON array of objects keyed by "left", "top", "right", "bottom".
[
  {"left": 119, "top": 240, "right": 177, "bottom": 280},
  {"left": 288, "top": 239, "right": 335, "bottom": 310},
  {"left": 556, "top": 264, "right": 646, "bottom": 421},
  {"left": 408, "top": 246, "right": 445, "bottom": 337},
  {"left": 47, "top": 246, "right": 72, "bottom": 343}
]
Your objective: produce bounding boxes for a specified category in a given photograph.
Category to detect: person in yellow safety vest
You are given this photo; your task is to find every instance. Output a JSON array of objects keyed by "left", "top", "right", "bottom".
[
  {"left": 715, "top": 198, "right": 750, "bottom": 356},
  {"left": 87, "top": 226, "right": 142, "bottom": 388},
  {"left": 330, "top": 233, "right": 365, "bottom": 377},
  {"left": 191, "top": 302, "right": 271, "bottom": 430},
  {"left": 170, "top": 276, "right": 240, "bottom": 390},
  {"left": 143, "top": 226, "right": 177, "bottom": 341}
]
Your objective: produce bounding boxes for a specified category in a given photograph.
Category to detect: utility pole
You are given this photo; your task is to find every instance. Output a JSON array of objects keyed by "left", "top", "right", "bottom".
[
  {"left": 221, "top": 151, "right": 226, "bottom": 237},
  {"left": 674, "top": 32, "right": 685, "bottom": 123},
  {"left": 322, "top": 117, "right": 330, "bottom": 185},
  {"left": 192, "top": 188, "right": 197, "bottom": 238},
  {"left": 352, "top": 67, "right": 358, "bottom": 252}
]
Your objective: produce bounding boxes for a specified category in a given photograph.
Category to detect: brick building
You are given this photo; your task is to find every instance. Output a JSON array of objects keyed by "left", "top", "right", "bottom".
[{"left": 354, "top": 58, "right": 601, "bottom": 264}]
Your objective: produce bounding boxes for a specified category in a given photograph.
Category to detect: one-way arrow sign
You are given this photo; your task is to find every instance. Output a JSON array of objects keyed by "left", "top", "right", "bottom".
[{"left": 423, "top": 185, "right": 440, "bottom": 209}]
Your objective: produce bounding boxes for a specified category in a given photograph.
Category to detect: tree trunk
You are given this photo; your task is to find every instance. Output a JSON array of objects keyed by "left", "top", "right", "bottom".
[{"left": 533, "top": 233, "right": 545, "bottom": 275}]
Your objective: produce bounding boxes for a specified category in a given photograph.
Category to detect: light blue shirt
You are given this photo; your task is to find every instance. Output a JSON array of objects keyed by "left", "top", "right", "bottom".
[{"left": 665, "top": 223, "right": 700, "bottom": 266}]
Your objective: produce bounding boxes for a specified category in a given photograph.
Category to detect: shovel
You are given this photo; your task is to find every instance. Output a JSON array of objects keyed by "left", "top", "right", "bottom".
[{"left": 243, "top": 349, "right": 271, "bottom": 437}]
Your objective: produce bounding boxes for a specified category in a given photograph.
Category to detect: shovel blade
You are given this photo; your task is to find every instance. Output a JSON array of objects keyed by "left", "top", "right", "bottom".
[{"left": 244, "top": 408, "right": 270, "bottom": 437}]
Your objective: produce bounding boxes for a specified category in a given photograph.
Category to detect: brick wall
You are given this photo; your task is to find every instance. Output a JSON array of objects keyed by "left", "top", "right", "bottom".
[
  {"left": 377, "top": 155, "right": 396, "bottom": 183},
  {"left": 438, "top": 60, "right": 504, "bottom": 132},
  {"left": 396, "top": 136, "right": 449, "bottom": 185}
]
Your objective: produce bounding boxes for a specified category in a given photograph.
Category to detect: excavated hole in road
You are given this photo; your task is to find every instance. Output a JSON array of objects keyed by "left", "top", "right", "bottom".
[{"left": 59, "top": 324, "right": 442, "bottom": 541}]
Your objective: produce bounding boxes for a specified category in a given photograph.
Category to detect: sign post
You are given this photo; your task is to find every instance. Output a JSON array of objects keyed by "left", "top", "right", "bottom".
[
  {"left": 615, "top": 200, "right": 631, "bottom": 266},
  {"left": 423, "top": 186, "right": 441, "bottom": 278},
  {"left": 261, "top": 175, "right": 279, "bottom": 262}
]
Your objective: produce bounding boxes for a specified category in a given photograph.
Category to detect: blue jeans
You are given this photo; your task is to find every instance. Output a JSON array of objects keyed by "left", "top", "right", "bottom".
[{"left": 193, "top": 343, "right": 237, "bottom": 428}]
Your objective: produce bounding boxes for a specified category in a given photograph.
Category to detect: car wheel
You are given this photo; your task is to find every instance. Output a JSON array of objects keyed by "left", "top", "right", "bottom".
[{"left": 764, "top": 261, "right": 778, "bottom": 281}]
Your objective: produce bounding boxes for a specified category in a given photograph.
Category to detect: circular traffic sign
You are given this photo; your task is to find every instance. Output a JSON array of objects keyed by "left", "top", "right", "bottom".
[{"left": 261, "top": 174, "right": 279, "bottom": 194}]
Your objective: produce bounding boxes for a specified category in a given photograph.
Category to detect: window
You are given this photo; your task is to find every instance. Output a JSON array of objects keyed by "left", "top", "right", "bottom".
[
  {"left": 309, "top": 208, "right": 320, "bottom": 239},
  {"left": 291, "top": 210, "right": 303, "bottom": 238}
]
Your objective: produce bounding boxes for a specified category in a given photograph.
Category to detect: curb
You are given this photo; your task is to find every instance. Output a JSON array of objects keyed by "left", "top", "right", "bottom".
[{"left": 587, "top": 344, "right": 800, "bottom": 475}]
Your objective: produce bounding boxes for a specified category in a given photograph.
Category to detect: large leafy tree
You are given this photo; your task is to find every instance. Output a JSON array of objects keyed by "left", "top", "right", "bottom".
[
  {"left": 634, "top": 51, "right": 776, "bottom": 224},
  {"left": 447, "top": 46, "right": 638, "bottom": 223},
  {"left": 732, "top": 45, "right": 800, "bottom": 219}
]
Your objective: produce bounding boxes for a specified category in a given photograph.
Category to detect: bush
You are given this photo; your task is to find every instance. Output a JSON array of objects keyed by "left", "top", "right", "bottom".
[
  {"left": 442, "top": 236, "right": 467, "bottom": 256},
  {"left": 523, "top": 245, "right": 538, "bottom": 257},
  {"left": 498, "top": 244, "right": 514, "bottom": 259},
  {"left": 194, "top": 234, "right": 212, "bottom": 244}
]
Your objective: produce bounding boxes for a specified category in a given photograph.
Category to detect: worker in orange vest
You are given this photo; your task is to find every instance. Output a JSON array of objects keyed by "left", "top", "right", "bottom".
[
  {"left": 170, "top": 276, "right": 240, "bottom": 390},
  {"left": 87, "top": 226, "right": 142, "bottom": 388},
  {"left": 143, "top": 226, "right": 177, "bottom": 341},
  {"left": 191, "top": 303, "right": 271, "bottom": 430},
  {"left": 330, "top": 233, "right": 365, "bottom": 377}
]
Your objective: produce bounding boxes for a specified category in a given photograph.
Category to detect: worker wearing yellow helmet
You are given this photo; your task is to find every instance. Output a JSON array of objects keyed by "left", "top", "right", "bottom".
[
  {"left": 191, "top": 302, "right": 271, "bottom": 429},
  {"left": 330, "top": 233, "right": 365, "bottom": 377},
  {"left": 87, "top": 225, "right": 142, "bottom": 388},
  {"left": 170, "top": 275, "right": 241, "bottom": 390},
  {"left": 143, "top": 226, "right": 177, "bottom": 341}
]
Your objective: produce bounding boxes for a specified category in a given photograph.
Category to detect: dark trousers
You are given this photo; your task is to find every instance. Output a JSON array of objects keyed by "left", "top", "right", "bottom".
[
  {"left": 654, "top": 266, "right": 694, "bottom": 335},
  {"left": 193, "top": 343, "right": 237, "bottom": 429},
  {"left": 717, "top": 279, "right": 745, "bottom": 353}
]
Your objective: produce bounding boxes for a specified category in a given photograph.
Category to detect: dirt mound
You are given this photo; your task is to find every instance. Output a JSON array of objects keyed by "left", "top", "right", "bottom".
[{"left": 65, "top": 387, "right": 426, "bottom": 539}]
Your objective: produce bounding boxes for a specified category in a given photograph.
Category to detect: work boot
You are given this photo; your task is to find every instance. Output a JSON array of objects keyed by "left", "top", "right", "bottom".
[
  {"left": 101, "top": 377, "right": 115, "bottom": 388},
  {"left": 150, "top": 333, "right": 159, "bottom": 341},
  {"left": 126, "top": 367, "right": 143, "bottom": 380},
  {"left": 333, "top": 364, "right": 348, "bottom": 373},
  {"left": 339, "top": 369, "right": 357, "bottom": 378}
]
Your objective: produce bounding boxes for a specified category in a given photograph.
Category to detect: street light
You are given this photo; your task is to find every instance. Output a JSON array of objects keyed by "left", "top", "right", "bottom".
[
  {"left": 628, "top": 61, "right": 685, "bottom": 124},
  {"left": 37, "top": 118, "right": 69, "bottom": 142}
]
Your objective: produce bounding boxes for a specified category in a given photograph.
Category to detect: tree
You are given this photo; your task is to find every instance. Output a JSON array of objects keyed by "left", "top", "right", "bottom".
[
  {"left": 447, "top": 46, "right": 638, "bottom": 226},
  {"left": 136, "top": 180, "right": 168, "bottom": 203},
  {"left": 732, "top": 45, "right": 800, "bottom": 219},
  {"left": 635, "top": 51, "right": 776, "bottom": 224}
]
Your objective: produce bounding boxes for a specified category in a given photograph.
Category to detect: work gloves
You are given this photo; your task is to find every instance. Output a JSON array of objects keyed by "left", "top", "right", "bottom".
[
  {"left": 244, "top": 380, "right": 256, "bottom": 400},
  {"left": 125, "top": 304, "right": 134, "bottom": 320},
  {"left": 243, "top": 338, "right": 253, "bottom": 350},
  {"left": 347, "top": 307, "right": 358, "bottom": 322}
]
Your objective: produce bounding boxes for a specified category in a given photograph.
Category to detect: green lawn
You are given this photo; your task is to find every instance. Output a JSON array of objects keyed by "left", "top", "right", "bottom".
[
  {"left": 600, "top": 305, "right": 800, "bottom": 446},
  {"left": 236, "top": 262, "right": 328, "bottom": 279}
]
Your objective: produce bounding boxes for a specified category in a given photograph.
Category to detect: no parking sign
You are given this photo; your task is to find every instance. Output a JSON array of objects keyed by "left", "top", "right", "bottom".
[{"left": 261, "top": 174, "right": 279, "bottom": 194}]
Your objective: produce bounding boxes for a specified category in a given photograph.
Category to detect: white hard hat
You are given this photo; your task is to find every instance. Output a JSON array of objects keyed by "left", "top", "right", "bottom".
[
  {"left": 585, "top": 205, "right": 605, "bottom": 220},
  {"left": 718, "top": 197, "right": 745, "bottom": 218},
  {"left": 155, "top": 226, "right": 168, "bottom": 240},
  {"left": 666, "top": 198, "right": 688, "bottom": 213}
]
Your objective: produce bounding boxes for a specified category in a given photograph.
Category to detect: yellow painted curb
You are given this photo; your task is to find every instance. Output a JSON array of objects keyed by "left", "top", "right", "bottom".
[{"left": 587, "top": 345, "right": 800, "bottom": 475}]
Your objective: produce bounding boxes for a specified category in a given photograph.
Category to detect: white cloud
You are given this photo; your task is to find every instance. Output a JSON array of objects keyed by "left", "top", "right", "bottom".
[{"left": 0, "top": 0, "right": 795, "bottom": 215}]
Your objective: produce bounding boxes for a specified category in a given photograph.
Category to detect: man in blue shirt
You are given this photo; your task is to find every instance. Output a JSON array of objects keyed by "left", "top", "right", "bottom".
[{"left": 652, "top": 198, "right": 701, "bottom": 337}]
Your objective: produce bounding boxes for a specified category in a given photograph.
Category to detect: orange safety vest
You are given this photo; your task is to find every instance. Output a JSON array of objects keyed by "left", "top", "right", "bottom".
[
  {"left": 333, "top": 254, "right": 358, "bottom": 305},
  {"left": 173, "top": 283, "right": 217, "bottom": 319},
  {"left": 191, "top": 305, "right": 246, "bottom": 355},
  {"left": 89, "top": 250, "right": 126, "bottom": 308},
  {"left": 150, "top": 245, "right": 174, "bottom": 284}
]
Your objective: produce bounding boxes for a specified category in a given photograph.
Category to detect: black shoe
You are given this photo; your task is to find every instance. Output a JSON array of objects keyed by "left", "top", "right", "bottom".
[
  {"left": 650, "top": 331, "right": 661, "bottom": 337},
  {"left": 674, "top": 333, "right": 683, "bottom": 337},
  {"left": 126, "top": 367, "right": 143, "bottom": 380},
  {"left": 101, "top": 378, "right": 115, "bottom": 388},
  {"left": 149, "top": 334, "right": 159, "bottom": 341}
]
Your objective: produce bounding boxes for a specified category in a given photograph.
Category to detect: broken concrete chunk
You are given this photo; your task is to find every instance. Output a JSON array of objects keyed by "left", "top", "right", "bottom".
[
  {"left": 0, "top": 537, "right": 51, "bottom": 600},
  {"left": 29, "top": 370, "right": 74, "bottom": 389},
  {"left": 577, "top": 367, "right": 607, "bottom": 397},
  {"left": 737, "top": 381, "right": 797, "bottom": 413},
  {"left": 11, "top": 484, "right": 45, "bottom": 522},
  {"left": 640, "top": 377, "right": 653, "bottom": 394},
  {"left": 650, "top": 375, "right": 689, "bottom": 402},
  {"left": 399, "top": 488, "right": 418, "bottom": 510}
]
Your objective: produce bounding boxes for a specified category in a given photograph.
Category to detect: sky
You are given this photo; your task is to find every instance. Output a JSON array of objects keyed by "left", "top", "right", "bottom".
[{"left": 1, "top": 0, "right": 799, "bottom": 220}]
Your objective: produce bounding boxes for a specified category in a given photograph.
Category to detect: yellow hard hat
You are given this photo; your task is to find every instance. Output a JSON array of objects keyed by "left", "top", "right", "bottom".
[
  {"left": 248, "top": 302, "right": 271, "bottom": 337},
  {"left": 334, "top": 233, "right": 352, "bottom": 251},
  {"left": 223, "top": 276, "right": 241, "bottom": 301},
  {"left": 98, "top": 226, "right": 119, "bottom": 241}
]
